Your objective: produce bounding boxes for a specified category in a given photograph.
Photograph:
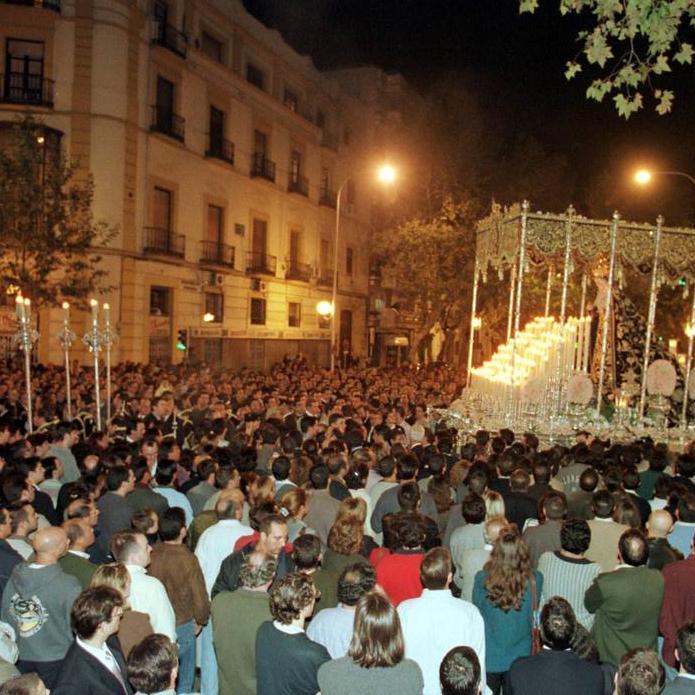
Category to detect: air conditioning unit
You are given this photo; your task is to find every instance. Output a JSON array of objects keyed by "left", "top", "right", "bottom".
[
  {"left": 250, "top": 278, "right": 268, "bottom": 293},
  {"left": 208, "top": 272, "right": 223, "bottom": 286},
  {"left": 259, "top": 281, "right": 268, "bottom": 293}
]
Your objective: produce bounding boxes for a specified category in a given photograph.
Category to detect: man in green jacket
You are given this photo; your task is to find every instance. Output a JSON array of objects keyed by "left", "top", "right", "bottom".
[
  {"left": 585, "top": 529, "right": 664, "bottom": 666},
  {"left": 211, "top": 552, "right": 276, "bottom": 695},
  {"left": 58, "top": 519, "right": 97, "bottom": 588}
]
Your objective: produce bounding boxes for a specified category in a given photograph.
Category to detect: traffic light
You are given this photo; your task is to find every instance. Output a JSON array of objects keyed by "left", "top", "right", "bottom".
[
  {"left": 678, "top": 277, "right": 687, "bottom": 288},
  {"left": 176, "top": 328, "right": 188, "bottom": 352}
]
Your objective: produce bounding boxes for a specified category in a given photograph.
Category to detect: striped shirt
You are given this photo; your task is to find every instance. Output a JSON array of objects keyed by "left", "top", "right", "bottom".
[{"left": 537, "top": 551, "right": 600, "bottom": 629}]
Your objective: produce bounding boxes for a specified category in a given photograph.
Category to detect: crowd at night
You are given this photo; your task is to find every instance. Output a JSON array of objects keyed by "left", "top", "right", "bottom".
[{"left": 0, "top": 358, "right": 689, "bottom": 694}]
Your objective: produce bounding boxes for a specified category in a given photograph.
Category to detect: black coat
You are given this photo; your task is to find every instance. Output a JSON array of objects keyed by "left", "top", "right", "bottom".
[
  {"left": 508, "top": 649, "right": 612, "bottom": 695},
  {"left": 52, "top": 638, "right": 133, "bottom": 695}
]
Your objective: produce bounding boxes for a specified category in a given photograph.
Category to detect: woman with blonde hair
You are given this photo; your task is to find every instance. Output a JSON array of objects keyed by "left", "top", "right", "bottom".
[
  {"left": 317, "top": 591, "right": 423, "bottom": 694},
  {"left": 472, "top": 524, "right": 543, "bottom": 695},
  {"left": 483, "top": 490, "right": 505, "bottom": 521},
  {"left": 90, "top": 563, "right": 153, "bottom": 657},
  {"left": 279, "top": 487, "right": 316, "bottom": 541}
]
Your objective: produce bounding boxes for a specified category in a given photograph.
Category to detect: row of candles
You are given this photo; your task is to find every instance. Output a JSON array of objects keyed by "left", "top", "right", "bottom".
[
  {"left": 470, "top": 315, "right": 592, "bottom": 405},
  {"left": 17, "top": 295, "right": 110, "bottom": 326}
]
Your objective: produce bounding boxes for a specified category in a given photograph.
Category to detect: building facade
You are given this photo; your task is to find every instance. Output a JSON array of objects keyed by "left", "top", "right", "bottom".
[{"left": 0, "top": 0, "right": 407, "bottom": 369}]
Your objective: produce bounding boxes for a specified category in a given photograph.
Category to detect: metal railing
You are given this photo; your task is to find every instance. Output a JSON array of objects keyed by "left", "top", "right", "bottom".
[
  {"left": 143, "top": 227, "right": 185, "bottom": 257},
  {"left": 286, "top": 262, "right": 312, "bottom": 282},
  {"left": 246, "top": 251, "right": 277, "bottom": 275},
  {"left": 152, "top": 20, "right": 187, "bottom": 58},
  {"left": 0, "top": 73, "right": 54, "bottom": 107},
  {"left": 318, "top": 268, "right": 334, "bottom": 286},
  {"left": 200, "top": 241, "right": 234, "bottom": 268},
  {"left": 1, "top": 0, "right": 60, "bottom": 10},
  {"left": 206, "top": 137, "right": 234, "bottom": 165},
  {"left": 250, "top": 153, "right": 276, "bottom": 182},
  {"left": 288, "top": 175, "right": 309, "bottom": 197},
  {"left": 150, "top": 105, "right": 185, "bottom": 141},
  {"left": 319, "top": 188, "right": 336, "bottom": 208}
]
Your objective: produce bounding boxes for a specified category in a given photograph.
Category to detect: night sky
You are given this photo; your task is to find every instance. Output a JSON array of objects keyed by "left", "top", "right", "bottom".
[{"left": 244, "top": 0, "right": 695, "bottom": 226}]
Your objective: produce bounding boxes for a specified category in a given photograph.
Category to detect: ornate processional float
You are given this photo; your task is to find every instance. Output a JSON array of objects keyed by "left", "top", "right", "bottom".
[{"left": 440, "top": 202, "right": 695, "bottom": 445}]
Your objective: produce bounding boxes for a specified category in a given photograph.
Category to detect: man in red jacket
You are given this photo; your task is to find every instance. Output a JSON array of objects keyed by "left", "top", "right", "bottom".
[{"left": 659, "top": 532, "right": 695, "bottom": 668}]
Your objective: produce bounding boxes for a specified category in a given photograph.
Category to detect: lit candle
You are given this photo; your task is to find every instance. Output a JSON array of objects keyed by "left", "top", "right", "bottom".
[
  {"left": 90, "top": 298, "right": 98, "bottom": 328},
  {"left": 15, "top": 295, "right": 25, "bottom": 322},
  {"left": 23, "top": 298, "right": 31, "bottom": 324},
  {"left": 103, "top": 302, "right": 110, "bottom": 324},
  {"left": 62, "top": 301, "right": 70, "bottom": 325}
]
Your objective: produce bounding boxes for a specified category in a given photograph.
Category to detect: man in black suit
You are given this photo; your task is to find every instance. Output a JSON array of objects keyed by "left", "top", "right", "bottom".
[
  {"left": 664, "top": 620, "right": 695, "bottom": 694},
  {"left": 503, "top": 469, "right": 538, "bottom": 532},
  {"left": 507, "top": 597, "right": 607, "bottom": 695},
  {"left": 52, "top": 586, "right": 132, "bottom": 694}
]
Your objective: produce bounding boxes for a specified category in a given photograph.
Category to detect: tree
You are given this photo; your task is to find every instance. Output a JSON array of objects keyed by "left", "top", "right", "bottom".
[
  {"left": 0, "top": 115, "right": 114, "bottom": 306},
  {"left": 519, "top": 0, "right": 694, "bottom": 118}
]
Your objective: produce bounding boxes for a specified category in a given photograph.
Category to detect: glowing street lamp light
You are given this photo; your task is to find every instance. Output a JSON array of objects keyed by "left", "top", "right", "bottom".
[
  {"left": 203, "top": 312, "right": 215, "bottom": 323},
  {"left": 377, "top": 164, "right": 397, "bottom": 185},
  {"left": 634, "top": 169, "right": 653, "bottom": 185},
  {"left": 633, "top": 168, "right": 695, "bottom": 187},
  {"left": 316, "top": 300, "right": 334, "bottom": 317}
]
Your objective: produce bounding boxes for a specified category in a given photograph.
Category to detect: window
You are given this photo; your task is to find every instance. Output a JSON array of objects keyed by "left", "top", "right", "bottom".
[
  {"left": 289, "top": 229, "right": 301, "bottom": 268},
  {"left": 5, "top": 39, "right": 45, "bottom": 104},
  {"left": 288, "top": 302, "right": 301, "bottom": 327},
  {"left": 205, "top": 292, "right": 223, "bottom": 322},
  {"left": 150, "top": 287, "right": 171, "bottom": 316},
  {"left": 289, "top": 150, "right": 301, "bottom": 184},
  {"left": 246, "top": 63, "right": 265, "bottom": 90},
  {"left": 283, "top": 89, "right": 298, "bottom": 112},
  {"left": 318, "top": 313, "right": 331, "bottom": 330},
  {"left": 346, "top": 247, "right": 354, "bottom": 276},
  {"left": 200, "top": 31, "right": 223, "bottom": 63},
  {"left": 206, "top": 205, "right": 223, "bottom": 243},
  {"left": 254, "top": 130, "right": 267, "bottom": 156},
  {"left": 209, "top": 107, "right": 224, "bottom": 148},
  {"left": 250, "top": 298, "right": 266, "bottom": 325},
  {"left": 153, "top": 187, "right": 173, "bottom": 230}
]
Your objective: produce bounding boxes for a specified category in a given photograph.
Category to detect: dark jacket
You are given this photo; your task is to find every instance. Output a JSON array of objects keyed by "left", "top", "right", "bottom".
[
  {"left": 508, "top": 649, "right": 610, "bottom": 695},
  {"left": 52, "top": 638, "right": 133, "bottom": 694},
  {"left": 0, "top": 540, "right": 22, "bottom": 597},
  {"left": 96, "top": 492, "right": 132, "bottom": 556},
  {"left": 126, "top": 483, "right": 169, "bottom": 517},
  {"left": 647, "top": 537, "right": 683, "bottom": 571},
  {"left": 211, "top": 543, "right": 294, "bottom": 598}
]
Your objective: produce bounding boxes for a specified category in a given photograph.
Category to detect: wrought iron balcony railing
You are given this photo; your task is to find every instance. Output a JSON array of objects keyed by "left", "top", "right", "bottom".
[
  {"left": 250, "top": 153, "right": 276, "bottom": 182},
  {"left": 206, "top": 137, "right": 234, "bottom": 165},
  {"left": 150, "top": 105, "right": 185, "bottom": 142},
  {"left": 286, "top": 262, "right": 312, "bottom": 282},
  {"left": 0, "top": 73, "right": 54, "bottom": 107},
  {"left": 200, "top": 241, "right": 234, "bottom": 268},
  {"left": 246, "top": 251, "right": 277, "bottom": 275},
  {"left": 318, "top": 268, "right": 334, "bottom": 287},
  {"left": 143, "top": 227, "right": 185, "bottom": 257},
  {"left": 288, "top": 175, "right": 309, "bottom": 197}
]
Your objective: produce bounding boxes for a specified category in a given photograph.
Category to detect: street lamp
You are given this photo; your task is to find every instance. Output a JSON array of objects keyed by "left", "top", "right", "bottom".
[
  {"left": 634, "top": 167, "right": 695, "bottom": 429},
  {"left": 329, "top": 163, "right": 398, "bottom": 371},
  {"left": 203, "top": 312, "right": 215, "bottom": 323}
]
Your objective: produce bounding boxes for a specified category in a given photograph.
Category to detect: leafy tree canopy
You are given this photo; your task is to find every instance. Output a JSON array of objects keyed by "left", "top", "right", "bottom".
[
  {"left": 520, "top": 0, "right": 694, "bottom": 118},
  {"left": 0, "top": 115, "right": 115, "bottom": 307}
]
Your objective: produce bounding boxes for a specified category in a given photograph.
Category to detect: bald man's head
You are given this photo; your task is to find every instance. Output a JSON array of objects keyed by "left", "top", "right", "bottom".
[
  {"left": 647, "top": 510, "right": 674, "bottom": 539},
  {"left": 32, "top": 527, "right": 69, "bottom": 562}
]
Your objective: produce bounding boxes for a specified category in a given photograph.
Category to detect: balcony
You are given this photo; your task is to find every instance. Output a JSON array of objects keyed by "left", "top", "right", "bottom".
[
  {"left": 150, "top": 105, "right": 185, "bottom": 142},
  {"left": 288, "top": 175, "right": 309, "bottom": 197},
  {"left": 200, "top": 241, "right": 234, "bottom": 268},
  {"left": 0, "top": 73, "right": 53, "bottom": 107},
  {"left": 1, "top": 0, "right": 60, "bottom": 9},
  {"left": 143, "top": 227, "right": 185, "bottom": 257},
  {"left": 319, "top": 188, "right": 336, "bottom": 208},
  {"left": 152, "top": 20, "right": 187, "bottom": 58},
  {"left": 250, "top": 153, "right": 276, "bottom": 182},
  {"left": 286, "top": 262, "right": 312, "bottom": 282},
  {"left": 246, "top": 251, "right": 277, "bottom": 276},
  {"left": 318, "top": 268, "right": 334, "bottom": 287},
  {"left": 206, "top": 137, "right": 234, "bottom": 165}
]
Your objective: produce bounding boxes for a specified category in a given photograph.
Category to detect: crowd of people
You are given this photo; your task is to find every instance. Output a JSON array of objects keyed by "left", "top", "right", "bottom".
[{"left": 0, "top": 357, "right": 692, "bottom": 694}]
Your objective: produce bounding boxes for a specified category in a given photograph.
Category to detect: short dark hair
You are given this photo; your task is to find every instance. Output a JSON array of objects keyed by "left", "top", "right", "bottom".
[
  {"left": 592, "top": 490, "right": 615, "bottom": 518},
  {"left": 678, "top": 493, "right": 695, "bottom": 523},
  {"left": 337, "top": 562, "right": 376, "bottom": 606},
  {"left": 397, "top": 482, "right": 421, "bottom": 512},
  {"left": 238, "top": 553, "right": 277, "bottom": 589},
  {"left": 394, "top": 511, "right": 426, "bottom": 549},
  {"left": 127, "top": 634, "right": 178, "bottom": 694},
  {"left": 259, "top": 513, "right": 287, "bottom": 536},
  {"left": 542, "top": 492, "right": 567, "bottom": 521},
  {"left": 510, "top": 468, "right": 530, "bottom": 492},
  {"left": 272, "top": 456, "right": 291, "bottom": 481},
  {"left": 440, "top": 646, "right": 481, "bottom": 695},
  {"left": 420, "top": 547, "right": 451, "bottom": 590},
  {"left": 158, "top": 507, "right": 185, "bottom": 542},
  {"left": 71, "top": 586, "right": 124, "bottom": 639},
  {"left": 377, "top": 456, "right": 396, "bottom": 478},
  {"left": 291, "top": 534, "right": 321, "bottom": 570},
  {"left": 619, "top": 529, "right": 649, "bottom": 567},
  {"left": 461, "top": 494, "right": 486, "bottom": 524},
  {"left": 269, "top": 573, "right": 316, "bottom": 624},
  {"left": 676, "top": 620, "right": 695, "bottom": 674},
  {"left": 540, "top": 596, "right": 576, "bottom": 650},
  {"left": 0, "top": 673, "right": 47, "bottom": 695},
  {"left": 396, "top": 454, "right": 419, "bottom": 481},
  {"left": 617, "top": 648, "right": 664, "bottom": 695},
  {"left": 106, "top": 466, "right": 131, "bottom": 492},
  {"left": 309, "top": 463, "right": 330, "bottom": 490},
  {"left": 560, "top": 519, "right": 591, "bottom": 555},
  {"left": 579, "top": 467, "right": 599, "bottom": 493}
]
